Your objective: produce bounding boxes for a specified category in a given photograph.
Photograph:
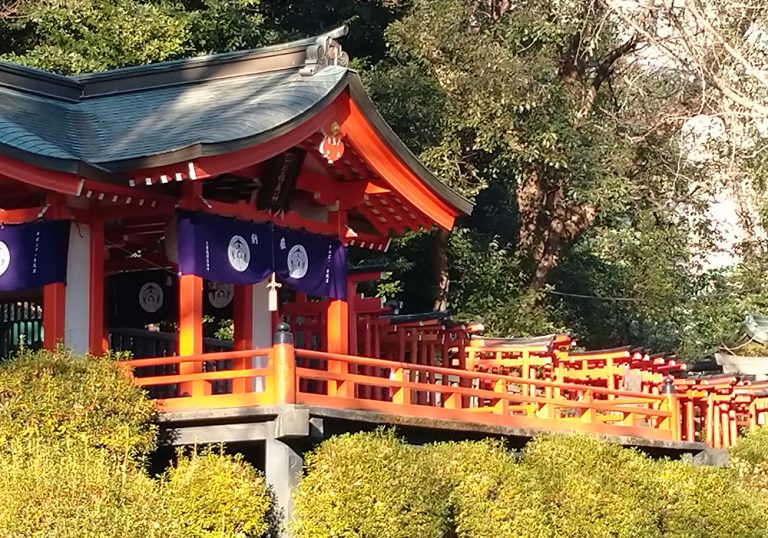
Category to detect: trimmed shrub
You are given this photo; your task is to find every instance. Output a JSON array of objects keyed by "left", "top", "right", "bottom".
[
  {"left": 0, "top": 349, "right": 273, "bottom": 538},
  {"left": 291, "top": 429, "right": 450, "bottom": 538},
  {"left": 0, "top": 347, "right": 157, "bottom": 459},
  {"left": 0, "top": 440, "right": 179, "bottom": 538},
  {"left": 730, "top": 427, "right": 768, "bottom": 492},
  {"left": 424, "top": 440, "right": 548, "bottom": 538},
  {"left": 655, "top": 459, "right": 768, "bottom": 538},
  {"left": 163, "top": 448, "right": 271, "bottom": 538},
  {"left": 520, "top": 434, "right": 662, "bottom": 538}
]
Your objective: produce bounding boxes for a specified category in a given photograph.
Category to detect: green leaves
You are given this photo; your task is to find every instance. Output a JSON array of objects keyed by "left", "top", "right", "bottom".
[
  {"left": 292, "top": 429, "right": 451, "bottom": 538},
  {"left": 0, "top": 347, "right": 157, "bottom": 459},
  {"left": 164, "top": 447, "right": 271, "bottom": 538},
  {"left": 0, "top": 0, "right": 272, "bottom": 75},
  {"left": 294, "top": 431, "right": 768, "bottom": 538},
  {"left": 0, "top": 349, "right": 272, "bottom": 537}
]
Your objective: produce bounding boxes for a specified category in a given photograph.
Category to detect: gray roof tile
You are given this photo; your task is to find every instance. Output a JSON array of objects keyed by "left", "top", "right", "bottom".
[{"left": 0, "top": 65, "right": 345, "bottom": 168}]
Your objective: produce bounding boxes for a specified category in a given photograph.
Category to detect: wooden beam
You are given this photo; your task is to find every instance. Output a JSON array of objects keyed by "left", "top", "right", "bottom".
[
  {"left": 88, "top": 217, "right": 106, "bottom": 355},
  {"left": 341, "top": 98, "right": 457, "bottom": 230},
  {"left": 176, "top": 197, "right": 340, "bottom": 237},
  {"left": 0, "top": 157, "right": 83, "bottom": 195}
]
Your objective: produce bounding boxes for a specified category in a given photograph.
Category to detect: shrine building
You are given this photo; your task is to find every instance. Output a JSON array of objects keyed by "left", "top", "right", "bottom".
[
  {"left": 0, "top": 27, "right": 709, "bottom": 527},
  {"left": 0, "top": 26, "right": 471, "bottom": 361}
]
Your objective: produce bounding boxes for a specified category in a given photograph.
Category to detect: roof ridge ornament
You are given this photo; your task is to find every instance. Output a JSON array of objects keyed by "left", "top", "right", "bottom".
[{"left": 300, "top": 25, "right": 350, "bottom": 77}]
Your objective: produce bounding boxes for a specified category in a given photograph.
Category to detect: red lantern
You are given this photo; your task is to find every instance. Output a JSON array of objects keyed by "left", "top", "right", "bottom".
[{"left": 319, "top": 122, "right": 345, "bottom": 164}]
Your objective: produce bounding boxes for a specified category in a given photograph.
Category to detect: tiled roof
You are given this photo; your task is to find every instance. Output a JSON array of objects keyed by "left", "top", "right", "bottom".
[
  {"left": 0, "top": 27, "right": 473, "bottom": 215},
  {"left": 0, "top": 34, "right": 347, "bottom": 172}
]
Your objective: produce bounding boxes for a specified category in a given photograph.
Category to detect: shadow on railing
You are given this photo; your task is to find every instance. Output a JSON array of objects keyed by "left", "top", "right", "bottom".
[
  {"left": 120, "top": 324, "right": 681, "bottom": 442},
  {"left": 121, "top": 347, "right": 272, "bottom": 412}
]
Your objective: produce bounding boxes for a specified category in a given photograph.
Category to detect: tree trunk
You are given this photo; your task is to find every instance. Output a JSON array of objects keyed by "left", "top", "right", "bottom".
[
  {"left": 432, "top": 229, "right": 450, "bottom": 311},
  {"left": 516, "top": 174, "right": 596, "bottom": 289}
]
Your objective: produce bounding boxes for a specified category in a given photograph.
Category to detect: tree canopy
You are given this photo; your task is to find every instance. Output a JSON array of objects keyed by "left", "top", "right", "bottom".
[{"left": 2, "top": 0, "right": 768, "bottom": 358}]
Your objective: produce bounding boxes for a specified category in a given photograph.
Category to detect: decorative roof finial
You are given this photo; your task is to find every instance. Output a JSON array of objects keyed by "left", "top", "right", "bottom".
[{"left": 300, "top": 25, "right": 350, "bottom": 76}]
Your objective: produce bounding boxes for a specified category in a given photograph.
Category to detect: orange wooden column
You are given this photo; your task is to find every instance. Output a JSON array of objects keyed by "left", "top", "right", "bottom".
[
  {"left": 88, "top": 217, "right": 106, "bottom": 355},
  {"left": 327, "top": 298, "right": 351, "bottom": 397},
  {"left": 42, "top": 193, "right": 65, "bottom": 350},
  {"left": 43, "top": 283, "right": 65, "bottom": 349},
  {"left": 232, "top": 284, "right": 254, "bottom": 393},
  {"left": 179, "top": 274, "right": 206, "bottom": 398},
  {"left": 327, "top": 299, "right": 349, "bottom": 354},
  {"left": 347, "top": 281, "right": 358, "bottom": 355}
]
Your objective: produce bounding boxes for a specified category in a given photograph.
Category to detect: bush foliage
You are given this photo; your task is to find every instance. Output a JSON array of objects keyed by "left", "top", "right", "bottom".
[
  {"left": 291, "top": 430, "right": 450, "bottom": 538},
  {"left": 164, "top": 448, "right": 271, "bottom": 538},
  {"left": 0, "top": 349, "right": 271, "bottom": 538},
  {"left": 0, "top": 347, "right": 157, "bottom": 459},
  {"left": 293, "top": 430, "right": 768, "bottom": 538},
  {"left": 0, "top": 440, "right": 175, "bottom": 538},
  {"left": 730, "top": 427, "right": 768, "bottom": 492}
]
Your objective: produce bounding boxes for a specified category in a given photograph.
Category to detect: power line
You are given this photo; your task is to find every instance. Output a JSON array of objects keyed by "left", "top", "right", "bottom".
[
  {"left": 545, "top": 289, "right": 643, "bottom": 302},
  {"left": 545, "top": 283, "right": 768, "bottom": 302}
]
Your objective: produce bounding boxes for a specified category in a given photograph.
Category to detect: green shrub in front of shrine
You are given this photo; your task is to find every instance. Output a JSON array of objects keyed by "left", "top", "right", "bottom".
[
  {"left": 423, "top": 439, "right": 549, "bottom": 538},
  {"left": 517, "top": 434, "right": 663, "bottom": 538},
  {"left": 163, "top": 447, "right": 271, "bottom": 538},
  {"left": 730, "top": 427, "right": 768, "bottom": 492},
  {"left": 291, "top": 429, "right": 450, "bottom": 538},
  {"left": 0, "top": 349, "right": 273, "bottom": 538},
  {"left": 0, "top": 439, "right": 178, "bottom": 538},
  {"left": 0, "top": 347, "right": 157, "bottom": 460},
  {"left": 653, "top": 459, "right": 768, "bottom": 538}
]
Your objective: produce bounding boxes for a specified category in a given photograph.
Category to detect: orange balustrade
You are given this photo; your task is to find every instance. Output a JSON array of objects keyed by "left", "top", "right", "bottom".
[
  {"left": 124, "top": 347, "right": 272, "bottom": 412},
  {"left": 122, "top": 337, "right": 681, "bottom": 443}
]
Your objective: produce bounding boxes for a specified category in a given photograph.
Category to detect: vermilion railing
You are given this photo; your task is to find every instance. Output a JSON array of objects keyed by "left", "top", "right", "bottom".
[{"left": 122, "top": 335, "right": 681, "bottom": 442}]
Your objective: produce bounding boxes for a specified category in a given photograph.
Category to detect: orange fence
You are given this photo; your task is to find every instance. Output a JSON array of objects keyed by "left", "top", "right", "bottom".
[{"left": 123, "top": 332, "right": 680, "bottom": 442}]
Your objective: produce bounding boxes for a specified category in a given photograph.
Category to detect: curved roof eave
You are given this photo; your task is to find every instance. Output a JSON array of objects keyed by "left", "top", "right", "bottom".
[
  {"left": 345, "top": 74, "right": 473, "bottom": 217},
  {"left": 0, "top": 64, "right": 472, "bottom": 219}
]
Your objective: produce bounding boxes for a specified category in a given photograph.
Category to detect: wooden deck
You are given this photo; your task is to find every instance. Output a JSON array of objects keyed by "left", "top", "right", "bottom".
[{"left": 121, "top": 328, "right": 705, "bottom": 453}]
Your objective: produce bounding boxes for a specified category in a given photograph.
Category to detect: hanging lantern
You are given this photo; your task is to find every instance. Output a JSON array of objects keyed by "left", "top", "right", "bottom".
[{"left": 319, "top": 122, "right": 345, "bottom": 164}]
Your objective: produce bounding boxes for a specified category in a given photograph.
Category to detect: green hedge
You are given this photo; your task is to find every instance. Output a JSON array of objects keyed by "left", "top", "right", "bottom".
[
  {"left": 0, "top": 349, "right": 271, "bottom": 538},
  {"left": 655, "top": 459, "right": 768, "bottom": 538},
  {"left": 0, "top": 347, "right": 157, "bottom": 459},
  {"left": 522, "top": 435, "right": 661, "bottom": 538},
  {"left": 293, "top": 430, "right": 768, "bottom": 538},
  {"left": 731, "top": 427, "right": 768, "bottom": 492},
  {"left": 0, "top": 441, "right": 175, "bottom": 538},
  {"left": 291, "top": 430, "right": 450, "bottom": 538},
  {"left": 164, "top": 448, "right": 271, "bottom": 538}
]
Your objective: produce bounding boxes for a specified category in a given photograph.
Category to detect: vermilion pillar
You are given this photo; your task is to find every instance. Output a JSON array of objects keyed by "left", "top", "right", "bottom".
[
  {"left": 326, "top": 298, "right": 350, "bottom": 397},
  {"left": 88, "top": 217, "right": 106, "bottom": 355},
  {"left": 347, "top": 280, "right": 357, "bottom": 356},
  {"left": 179, "top": 273, "right": 205, "bottom": 397},
  {"left": 326, "top": 299, "right": 349, "bottom": 354},
  {"left": 43, "top": 283, "right": 65, "bottom": 349},
  {"left": 232, "top": 284, "right": 254, "bottom": 393}
]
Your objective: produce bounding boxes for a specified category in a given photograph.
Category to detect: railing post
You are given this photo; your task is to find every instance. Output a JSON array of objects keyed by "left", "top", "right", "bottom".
[
  {"left": 662, "top": 377, "right": 680, "bottom": 441},
  {"left": 493, "top": 379, "right": 509, "bottom": 415},
  {"left": 685, "top": 397, "right": 695, "bottom": 442},
  {"left": 750, "top": 400, "right": 759, "bottom": 431},
  {"left": 272, "top": 322, "right": 296, "bottom": 405},
  {"left": 581, "top": 389, "right": 594, "bottom": 423},
  {"left": 706, "top": 393, "right": 715, "bottom": 446},
  {"left": 729, "top": 407, "right": 738, "bottom": 447},
  {"left": 391, "top": 367, "right": 411, "bottom": 405}
]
